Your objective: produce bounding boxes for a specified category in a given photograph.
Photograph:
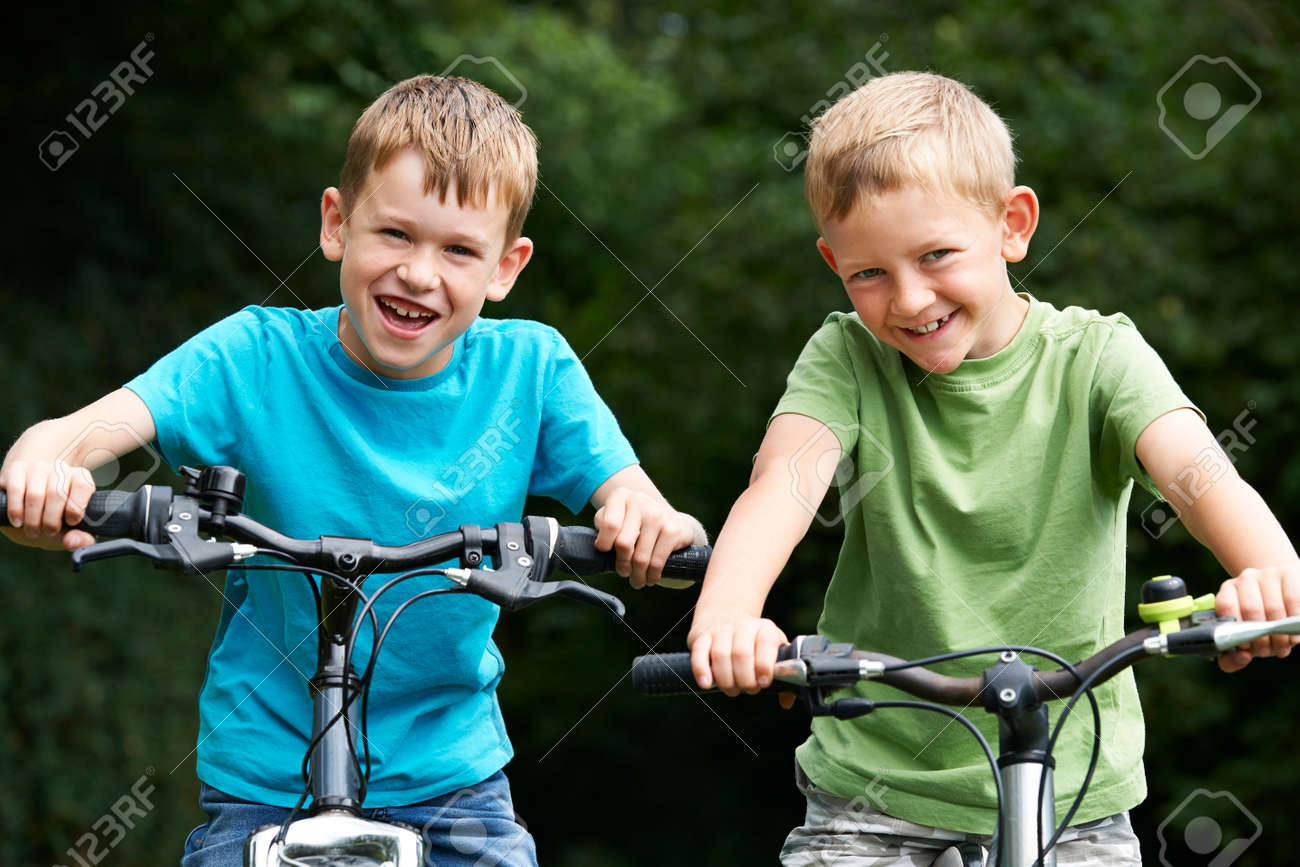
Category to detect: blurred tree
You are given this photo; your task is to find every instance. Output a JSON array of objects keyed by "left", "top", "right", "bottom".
[{"left": 4, "top": 0, "right": 1298, "bottom": 863}]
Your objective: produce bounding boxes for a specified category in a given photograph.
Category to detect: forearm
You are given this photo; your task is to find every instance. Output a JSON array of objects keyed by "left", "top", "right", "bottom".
[
  {"left": 690, "top": 470, "right": 816, "bottom": 637},
  {"left": 591, "top": 464, "right": 705, "bottom": 539},
  {"left": 2, "top": 389, "right": 156, "bottom": 473},
  {"left": 1136, "top": 408, "right": 1299, "bottom": 670},
  {"left": 1179, "top": 472, "right": 1300, "bottom": 575},
  {"left": 5, "top": 418, "right": 94, "bottom": 470}
]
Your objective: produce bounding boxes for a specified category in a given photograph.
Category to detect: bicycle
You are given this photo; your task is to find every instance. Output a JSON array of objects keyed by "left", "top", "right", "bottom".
[
  {"left": 631, "top": 575, "right": 1300, "bottom": 867},
  {"left": 1, "top": 464, "right": 710, "bottom": 867}
]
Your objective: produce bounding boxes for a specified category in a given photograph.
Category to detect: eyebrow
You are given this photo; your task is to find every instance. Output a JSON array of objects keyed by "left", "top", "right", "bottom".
[{"left": 910, "top": 236, "right": 962, "bottom": 253}]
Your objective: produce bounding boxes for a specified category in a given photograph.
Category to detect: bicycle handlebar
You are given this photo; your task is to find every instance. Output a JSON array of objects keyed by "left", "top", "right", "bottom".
[
  {"left": 1, "top": 472, "right": 712, "bottom": 616},
  {"left": 632, "top": 617, "right": 1300, "bottom": 702}
]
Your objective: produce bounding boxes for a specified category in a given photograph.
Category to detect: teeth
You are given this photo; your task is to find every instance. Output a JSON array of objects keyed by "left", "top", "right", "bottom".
[
  {"left": 380, "top": 297, "right": 434, "bottom": 319},
  {"left": 907, "top": 312, "right": 953, "bottom": 335}
]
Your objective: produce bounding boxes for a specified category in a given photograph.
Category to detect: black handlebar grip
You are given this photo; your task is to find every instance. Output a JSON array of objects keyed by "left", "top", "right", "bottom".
[
  {"left": 550, "top": 526, "right": 712, "bottom": 582},
  {"left": 1, "top": 487, "right": 165, "bottom": 541},
  {"left": 661, "top": 546, "right": 710, "bottom": 582},
  {"left": 76, "top": 490, "right": 147, "bottom": 537},
  {"left": 549, "top": 526, "right": 612, "bottom": 576},
  {"left": 631, "top": 652, "right": 703, "bottom": 695}
]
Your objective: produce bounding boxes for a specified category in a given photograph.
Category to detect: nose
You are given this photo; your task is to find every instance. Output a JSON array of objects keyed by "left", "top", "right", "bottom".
[
  {"left": 889, "top": 269, "right": 936, "bottom": 319},
  {"left": 396, "top": 247, "right": 440, "bottom": 294}
]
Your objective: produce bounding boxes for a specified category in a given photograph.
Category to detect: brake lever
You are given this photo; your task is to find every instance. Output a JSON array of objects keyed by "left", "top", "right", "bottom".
[
  {"left": 71, "top": 533, "right": 257, "bottom": 574},
  {"left": 536, "top": 579, "right": 626, "bottom": 618},
  {"left": 445, "top": 567, "right": 626, "bottom": 618},
  {"left": 72, "top": 538, "right": 172, "bottom": 571}
]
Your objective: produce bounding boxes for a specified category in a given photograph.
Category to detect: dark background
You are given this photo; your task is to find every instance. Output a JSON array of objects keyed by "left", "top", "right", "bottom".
[{"left": 4, "top": 1, "right": 1297, "bottom": 864}]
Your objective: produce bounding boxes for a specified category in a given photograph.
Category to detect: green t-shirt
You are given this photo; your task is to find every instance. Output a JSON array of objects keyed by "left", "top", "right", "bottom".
[{"left": 775, "top": 294, "right": 1198, "bottom": 834}]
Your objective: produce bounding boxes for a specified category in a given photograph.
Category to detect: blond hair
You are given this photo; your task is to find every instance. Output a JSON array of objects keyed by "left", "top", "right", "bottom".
[
  {"left": 805, "top": 71, "right": 1015, "bottom": 228},
  {"left": 339, "top": 75, "right": 538, "bottom": 242}
]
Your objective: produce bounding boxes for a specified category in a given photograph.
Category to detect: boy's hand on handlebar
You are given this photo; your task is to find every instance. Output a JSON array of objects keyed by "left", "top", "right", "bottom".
[
  {"left": 1216, "top": 565, "right": 1300, "bottom": 672},
  {"left": 593, "top": 487, "right": 700, "bottom": 589},
  {"left": 687, "top": 614, "right": 788, "bottom": 696},
  {"left": 0, "top": 460, "right": 98, "bottom": 551}
]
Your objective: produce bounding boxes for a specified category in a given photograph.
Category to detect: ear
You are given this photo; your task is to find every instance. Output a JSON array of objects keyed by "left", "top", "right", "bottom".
[
  {"left": 816, "top": 237, "right": 842, "bottom": 276},
  {"left": 320, "top": 187, "right": 347, "bottom": 262},
  {"left": 485, "top": 235, "right": 534, "bottom": 302},
  {"left": 1000, "top": 186, "right": 1039, "bottom": 264}
]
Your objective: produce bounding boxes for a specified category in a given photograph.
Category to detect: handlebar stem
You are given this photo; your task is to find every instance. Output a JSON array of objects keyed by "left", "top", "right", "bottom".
[
  {"left": 981, "top": 654, "right": 1058, "bottom": 867},
  {"left": 983, "top": 654, "right": 1054, "bottom": 768},
  {"left": 308, "top": 638, "right": 363, "bottom": 814},
  {"left": 307, "top": 572, "right": 365, "bottom": 812}
]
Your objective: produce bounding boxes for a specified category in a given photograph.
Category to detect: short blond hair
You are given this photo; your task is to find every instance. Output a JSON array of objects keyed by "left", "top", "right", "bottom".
[
  {"left": 805, "top": 71, "right": 1015, "bottom": 228},
  {"left": 339, "top": 75, "right": 538, "bottom": 242}
]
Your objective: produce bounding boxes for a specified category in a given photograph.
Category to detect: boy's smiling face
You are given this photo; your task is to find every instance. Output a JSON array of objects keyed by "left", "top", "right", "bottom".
[
  {"left": 320, "top": 147, "right": 532, "bottom": 379},
  {"left": 817, "top": 185, "right": 1038, "bottom": 375}
]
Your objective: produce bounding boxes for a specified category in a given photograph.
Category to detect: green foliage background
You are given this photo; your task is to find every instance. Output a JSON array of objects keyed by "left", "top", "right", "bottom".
[{"left": 5, "top": 1, "right": 1297, "bottom": 863}]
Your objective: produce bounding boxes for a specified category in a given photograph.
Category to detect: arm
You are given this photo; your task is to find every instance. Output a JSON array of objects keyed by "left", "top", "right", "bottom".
[
  {"left": 589, "top": 464, "right": 708, "bottom": 588},
  {"left": 687, "top": 413, "right": 837, "bottom": 695},
  {"left": 1, "top": 388, "right": 157, "bottom": 550},
  {"left": 1136, "top": 407, "right": 1300, "bottom": 671}
]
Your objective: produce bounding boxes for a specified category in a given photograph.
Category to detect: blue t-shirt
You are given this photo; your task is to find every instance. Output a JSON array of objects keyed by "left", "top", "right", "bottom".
[{"left": 126, "top": 305, "right": 638, "bottom": 806}]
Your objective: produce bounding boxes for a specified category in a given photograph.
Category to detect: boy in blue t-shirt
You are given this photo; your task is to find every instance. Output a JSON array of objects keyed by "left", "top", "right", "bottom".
[{"left": 1, "top": 75, "right": 705, "bottom": 865}]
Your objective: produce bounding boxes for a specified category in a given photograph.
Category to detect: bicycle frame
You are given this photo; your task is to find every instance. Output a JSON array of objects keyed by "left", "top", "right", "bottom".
[
  {"left": 799, "top": 642, "right": 1062, "bottom": 867},
  {"left": 1, "top": 466, "right": 709, "bottom": 867},
  {"left": 244, "top": 571, "right": 426, "bottom": 866},
  {"left": 634, "top": 575, "right": 1300, "bottom": 867}
]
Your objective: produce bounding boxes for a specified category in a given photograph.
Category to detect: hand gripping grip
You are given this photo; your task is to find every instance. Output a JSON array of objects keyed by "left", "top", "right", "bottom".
[
  {"left": 633, "top": 644, "right": 801, "bottom": 696},
  {"left": 1, "top": 487, "right": 168, "bottom": 541},
  {"left": 549, "top": 526, "right": 711, "bottom": 585}
]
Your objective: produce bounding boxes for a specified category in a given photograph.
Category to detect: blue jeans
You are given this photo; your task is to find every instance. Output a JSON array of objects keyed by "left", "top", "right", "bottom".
[{"left": 181, "top": 771, "right": 538, "bottom": 867}]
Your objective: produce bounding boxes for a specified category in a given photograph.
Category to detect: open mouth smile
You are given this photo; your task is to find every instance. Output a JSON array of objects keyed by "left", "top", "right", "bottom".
[
  {"left": 375, "top": 295, "right": 441, "bottom": 336},
  {"left": 902, "top": 310, "right": 957, "bottom": 338}
]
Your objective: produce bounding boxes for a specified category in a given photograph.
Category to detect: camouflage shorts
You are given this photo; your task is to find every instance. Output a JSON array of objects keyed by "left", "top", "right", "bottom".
[{"left": 780, "top": 762, "right": 1141, "bottom": 866}]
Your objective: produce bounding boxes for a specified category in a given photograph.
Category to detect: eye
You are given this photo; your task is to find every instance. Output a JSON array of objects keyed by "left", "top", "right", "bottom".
[
  {"left": 851, "top": 267, "right": 884, "bottom": 281},
  {"left": 446, "top": 244, "right": 476, "bottom": 257},
  {"left": 381, "top": 228, "right": 409, "bottom": 241},
  {"left": 922, "top": 249, "right": 953, "bottom": 262}
]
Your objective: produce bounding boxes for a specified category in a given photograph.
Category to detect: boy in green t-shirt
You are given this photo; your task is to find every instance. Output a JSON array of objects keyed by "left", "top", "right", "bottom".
[{"left": 687, "top": 71, "right": 1300, "bottom": 862}]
